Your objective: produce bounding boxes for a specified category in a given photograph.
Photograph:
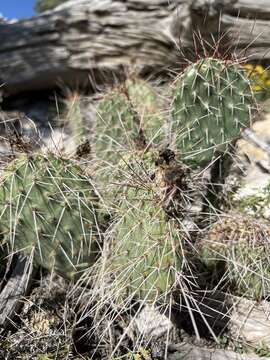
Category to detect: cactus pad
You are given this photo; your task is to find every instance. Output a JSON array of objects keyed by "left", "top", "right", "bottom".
[
  {"left": 0, "top": 153, "right": 101, "bottom": 279},
  {"left": 95, "top": 79, "right": 165, "bottom": 165},
  {"left": 172, "top": 58, "right": 255, "bottom": 167},
  {"left": 99, "top": 155, "right": 186, "bottom": 307},
  {"left": 104, "top": 190, "right": 183, "bottom": 305}
]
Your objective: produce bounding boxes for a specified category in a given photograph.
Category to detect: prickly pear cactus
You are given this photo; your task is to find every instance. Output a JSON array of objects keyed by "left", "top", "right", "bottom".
[
  {"left": 100, "top": 146, "right": 191, "bottom": 222},
  {"left": 64, "top": 92, "right": 88, "bottom": 145},
  {"left": 96, "top": 150, "right": 191, "bottom": 307},
  {"left": 115, "top": 149, "right": 157, "bottom": 185},
  {"left": 102, "top": 186, "right": 184, "bottom": 306},
  {"left": 198, "top": 216, "right": 270, "bottom": 300},
  {"left": 127, "top": 78, "right": 166, "bottom": 145},
  {"left": 0, "top": 153, "right": 101, "bottom": 280},
  {"left": 171, "top": 58, "right": 256, "bottom": 167},
  {"left": 95, "top": 78, "right": 165, "bottom": 166}
]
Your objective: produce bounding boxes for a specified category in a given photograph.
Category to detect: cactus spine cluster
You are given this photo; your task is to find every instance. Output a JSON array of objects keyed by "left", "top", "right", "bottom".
[
  {"left": 0, "top": 153, "right": 100, "bottom": 280},
  {"left": 171, "top": 58, "right": 255, "bottom": 167}
]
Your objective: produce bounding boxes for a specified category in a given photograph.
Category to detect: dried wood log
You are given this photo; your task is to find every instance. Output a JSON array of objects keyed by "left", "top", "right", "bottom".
[
  {"left": 0, "top": 0, "right": 183, "bottom": 96},
  {"left": 1, "top": 0, "right": 270, "bottom": 96},
  {"left": 221, "top": 0, "right": 270, "bottom": 19},
  {"left": 0, "top": 256, "right": 34, "bottom": 332}
]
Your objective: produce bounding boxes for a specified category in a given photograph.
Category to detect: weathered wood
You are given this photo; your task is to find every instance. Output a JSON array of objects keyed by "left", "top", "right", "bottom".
[
  {"left": 221, "top": 0, "right": 270, "bottom": 19},
  {"left": 0, "top": 0, "right": 183, "bottom": 96},
  {"left": 0, "top": 256, "right": 34, "bottom": 332},
  {"left": 1, "top": 0, "right": 270, "bottom": 96}
]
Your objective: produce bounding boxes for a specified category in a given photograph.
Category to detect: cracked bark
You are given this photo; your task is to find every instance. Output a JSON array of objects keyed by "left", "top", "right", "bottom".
[{"left": 0, "top": 0, "right": 269, "bottom": 96}]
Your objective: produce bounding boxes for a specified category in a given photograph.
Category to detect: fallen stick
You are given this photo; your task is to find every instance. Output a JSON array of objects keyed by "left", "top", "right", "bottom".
[{"left": 0, "top": 255, "right": 34, "bottom": 332}]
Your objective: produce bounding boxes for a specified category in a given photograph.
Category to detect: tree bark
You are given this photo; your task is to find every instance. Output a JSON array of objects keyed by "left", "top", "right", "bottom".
[
  {"left": 1, "top": 0, "right": 270, "bottom": 97},
  {"left": 0, "top": 0, "right": 183, "bottom": 96}
]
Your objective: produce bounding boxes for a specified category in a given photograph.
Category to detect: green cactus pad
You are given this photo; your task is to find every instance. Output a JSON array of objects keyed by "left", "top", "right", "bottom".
[
  {"left": 172, "top": 58, "right": 256, "bottom": 167},
  {"left": 198, "top": 216, "right": 270, "bottom": 300},
  {"left": 126, "top": 79, "right": 166, "bottom": 145},
  {"left": 0, "top": 153, "right": 101, "bottom": 280},
  {"left": 101, "top": 166, "right": 184, "bottom": 306},
  {"left": 116, "top": 149, "right": 157, "bottom": 183},
  {"left": 95, "top": 79, "right": 165, "bottom": 165}
]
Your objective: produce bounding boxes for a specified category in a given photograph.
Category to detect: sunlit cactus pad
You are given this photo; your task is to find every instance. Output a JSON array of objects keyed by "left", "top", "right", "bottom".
[
  {"left": 0, "top": 153, "right": 101, "bottom": 279},
  {"left": 172, "top": 58, "right": 256, "bottom": 167},
  {"left": 198, "top": 216, "right": 270, "bottom": 300}
]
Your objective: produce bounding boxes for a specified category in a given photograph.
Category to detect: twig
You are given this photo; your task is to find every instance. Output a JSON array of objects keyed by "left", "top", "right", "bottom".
[{"left": 0, "top": 255, "right": 34, "bottom": 333}]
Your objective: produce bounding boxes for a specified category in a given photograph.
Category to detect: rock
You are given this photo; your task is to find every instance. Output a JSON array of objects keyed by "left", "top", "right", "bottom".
[
  {"left": 134, "top": 305, "right": 174, "bottom": 339},
  {"left": 232, "top": 109, "right": 270, "bottom": 219}
]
